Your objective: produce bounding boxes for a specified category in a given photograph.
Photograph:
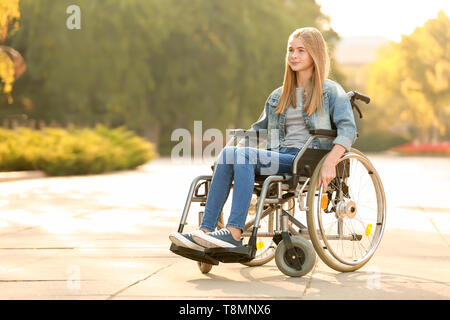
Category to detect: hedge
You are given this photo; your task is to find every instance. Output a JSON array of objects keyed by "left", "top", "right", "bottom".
[{"left": 0, "top": 125, "right": 158, "bottom": 176}]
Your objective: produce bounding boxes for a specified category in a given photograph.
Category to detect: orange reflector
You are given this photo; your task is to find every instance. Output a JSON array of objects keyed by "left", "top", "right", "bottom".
[
  {"left": 256, "top": 241, "right": 264, "bottom": 250},
  {"left": 321, "top": 194, "right": 328, "bottom": 210},
  {"left": 365, "top": 224, "right": 372, "bottom": 237}
]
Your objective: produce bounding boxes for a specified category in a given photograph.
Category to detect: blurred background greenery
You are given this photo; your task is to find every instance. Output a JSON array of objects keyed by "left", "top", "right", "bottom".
[{"left": 0, "top": 0, "right": 449, "bottom": 169}]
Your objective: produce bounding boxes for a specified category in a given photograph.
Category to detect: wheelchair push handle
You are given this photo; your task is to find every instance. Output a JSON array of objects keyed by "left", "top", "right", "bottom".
[
  {"left": 347, "top": 91, "right": 370, "bottom": 119},
  {"left": 348, "top": 91, "right": 370, "bottom": 104}
]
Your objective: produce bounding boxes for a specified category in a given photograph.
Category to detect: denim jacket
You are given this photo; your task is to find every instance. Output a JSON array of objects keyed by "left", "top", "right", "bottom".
[{"left": 239, "top": 79, "right": 357, "bottom": 152}]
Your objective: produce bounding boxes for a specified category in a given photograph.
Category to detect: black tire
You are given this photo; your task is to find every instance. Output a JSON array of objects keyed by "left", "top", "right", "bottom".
[
  {"left": 197, "top": 261, "right": 213, "bottom": 274},
  {"left": 275, "top": 236, "right": 316, "bottom": 277}
]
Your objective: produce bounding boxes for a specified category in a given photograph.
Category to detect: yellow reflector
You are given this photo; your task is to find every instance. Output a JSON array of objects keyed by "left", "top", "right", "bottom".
[
  {"left": 256, "top": 241, "right": 264, "bottom": 250},
  {"left": 321, "top": 194, "right": 328, "bottom": 210},
  {"left": 365, "top": 224, "right": 372, "bottom": 237}
]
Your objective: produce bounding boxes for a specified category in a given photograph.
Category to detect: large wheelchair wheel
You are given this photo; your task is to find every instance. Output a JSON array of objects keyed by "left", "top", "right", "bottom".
[{"left": 306, "top": 148, "right": 386, "bottom": 272}]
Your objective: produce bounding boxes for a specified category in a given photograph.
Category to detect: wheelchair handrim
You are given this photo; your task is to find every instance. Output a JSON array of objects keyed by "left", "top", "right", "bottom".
[{"left": 307, "top": 151, "right": 386, "bottom": 269}]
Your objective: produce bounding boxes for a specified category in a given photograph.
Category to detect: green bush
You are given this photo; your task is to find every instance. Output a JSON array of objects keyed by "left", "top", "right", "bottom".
[
  {"left": 0, "top": 125, "right": 158, "bottom": 176},
  {"left": 353, "top": 131, "right": 412, "bottom": 152}
]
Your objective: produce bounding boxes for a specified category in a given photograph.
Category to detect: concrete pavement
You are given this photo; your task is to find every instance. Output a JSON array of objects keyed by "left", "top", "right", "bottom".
[{"left": 0, "top": 154, "right": 449, "bottom": 299}]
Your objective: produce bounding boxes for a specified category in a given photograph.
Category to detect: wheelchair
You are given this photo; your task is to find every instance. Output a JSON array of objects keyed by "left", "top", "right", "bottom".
[{"left": 170, "top": 91, "right": 386, "bottom": 277}]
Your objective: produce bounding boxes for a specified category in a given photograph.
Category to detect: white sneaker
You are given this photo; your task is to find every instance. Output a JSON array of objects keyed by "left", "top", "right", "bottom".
[
  {"left": 192, "top": 228, "right": 242, "bottom": 248},
  {"left": 169, "top": 230, "right": 206, "bottom": 251}
]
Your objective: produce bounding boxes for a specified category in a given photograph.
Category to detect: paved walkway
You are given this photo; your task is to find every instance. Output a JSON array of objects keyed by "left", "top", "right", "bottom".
[{"left": 0, "top": 155, "right": 449, "bottom": 299}]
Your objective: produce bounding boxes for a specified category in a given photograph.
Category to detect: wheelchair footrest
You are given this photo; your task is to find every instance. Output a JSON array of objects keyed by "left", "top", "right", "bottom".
[
  {"left": 170, "top": 243, "right": 219, "bottom": 265},
  {"left": 205, "top": 245, "right": 254, "bottom": 263}
]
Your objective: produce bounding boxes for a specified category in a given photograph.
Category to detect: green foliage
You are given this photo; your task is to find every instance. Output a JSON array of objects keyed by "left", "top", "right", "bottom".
[
  {"left": 0, "top": 127, "right": 41, "bottom": 170},
  {"left": 1, "top": 0, "right": 341, "bottom": 155},
  {"left": 0, "top": 126, "right": 158, "bottom": 175}
]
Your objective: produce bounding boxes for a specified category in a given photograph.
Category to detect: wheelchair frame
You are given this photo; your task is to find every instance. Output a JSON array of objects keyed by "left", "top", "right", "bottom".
[{"left": 170, "top": 91, "right": 386, "bottom": 277}]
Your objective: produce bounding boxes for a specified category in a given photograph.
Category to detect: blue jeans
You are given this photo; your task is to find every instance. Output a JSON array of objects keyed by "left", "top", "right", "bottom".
[{"left": 200, "top": 146, "right": 300, "bottom": 232}]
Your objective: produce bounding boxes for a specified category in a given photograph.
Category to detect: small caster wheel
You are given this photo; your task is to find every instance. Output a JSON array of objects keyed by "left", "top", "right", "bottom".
[
  {"left": 275, "top": 236, "right": 316, "bottom": 277},
  {"left": 197, "top": 261, "right": 213, "bottom": 274}
]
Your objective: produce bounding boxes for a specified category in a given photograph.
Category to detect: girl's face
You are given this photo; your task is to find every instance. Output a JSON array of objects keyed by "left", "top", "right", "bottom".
[{"left": 287, "top": 37, "right": 314, "bottom": 72}]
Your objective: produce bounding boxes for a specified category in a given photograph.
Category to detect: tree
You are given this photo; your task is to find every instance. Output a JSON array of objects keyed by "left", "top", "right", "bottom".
[
  {"left": 0, "top": 0, "right": 25, "bottom": 103},
  {"left": 3, "top": 0, "right": 342, "bottom": 154},
  {"left": 367, "top": 10, "right": 450, "bottom": 143}
]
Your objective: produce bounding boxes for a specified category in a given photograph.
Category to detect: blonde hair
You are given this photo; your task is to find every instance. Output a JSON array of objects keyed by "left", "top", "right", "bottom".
[{"left": 275, "top": 27, "right": 330, "bottom": 116}]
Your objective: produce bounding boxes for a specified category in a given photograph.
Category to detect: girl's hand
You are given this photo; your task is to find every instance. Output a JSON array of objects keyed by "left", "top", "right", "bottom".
[
  {"left": 317, "top": 158, "right": 336, "bottom": 193},
  {"left": 317, "top": 144, "right": 346, "bottom": 192}
]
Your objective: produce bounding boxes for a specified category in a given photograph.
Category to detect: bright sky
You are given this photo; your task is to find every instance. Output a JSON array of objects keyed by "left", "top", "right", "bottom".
[{"left": 315, "top": 0, "right": 450, "bottom": 42}]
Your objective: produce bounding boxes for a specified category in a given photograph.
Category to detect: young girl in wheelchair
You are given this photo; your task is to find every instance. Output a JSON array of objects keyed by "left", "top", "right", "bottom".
[{"left": 169, "top": 27, "right": 357, "bottom": 252}]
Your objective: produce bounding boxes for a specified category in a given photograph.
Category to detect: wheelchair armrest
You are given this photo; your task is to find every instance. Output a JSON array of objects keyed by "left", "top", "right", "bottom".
[
  {"left": 309, "top": 129, "right": 359, "bottom": 139},
  {"left": 309, "top": 129, "right": 337, "bottom": 137}
]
